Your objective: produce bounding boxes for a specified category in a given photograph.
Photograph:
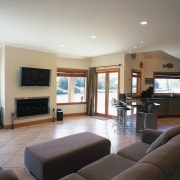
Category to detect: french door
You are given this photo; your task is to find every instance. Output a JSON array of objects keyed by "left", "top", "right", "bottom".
[{"left": 95, "top": 68, "right": 120, "bottom": 117}]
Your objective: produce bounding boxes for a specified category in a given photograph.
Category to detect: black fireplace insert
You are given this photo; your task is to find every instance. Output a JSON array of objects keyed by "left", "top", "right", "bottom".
[{"left": 15, "top": 97, "right": 50, "bottom": 118}]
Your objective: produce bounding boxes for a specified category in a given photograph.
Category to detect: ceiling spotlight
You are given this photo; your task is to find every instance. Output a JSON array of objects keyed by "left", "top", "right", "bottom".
[
  {"left": 140, "top": 40, "right": 144, "bottom": 44},
  {"left": 60, "top": 44, "right": 65, "bottom": 47},
  {"left": 140, "top": 20, "right": 148, "bottom": 25},
  {"left": 91, "top": 35, "right": 96, "bottom": 39}
]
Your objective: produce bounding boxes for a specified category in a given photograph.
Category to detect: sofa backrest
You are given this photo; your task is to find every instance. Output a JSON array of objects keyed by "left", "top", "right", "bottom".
[
  {"left": 111, "top": 162, "right": 166, "bottom": 180},
  {"left": 138, "top": 141, "right": 180, "bottom": 179},
  {"left": 167, "top": 134, "right": 180, "bottom": 143},
  {"left": 112, "top": 140, "right": 180, "bottom": 180}
]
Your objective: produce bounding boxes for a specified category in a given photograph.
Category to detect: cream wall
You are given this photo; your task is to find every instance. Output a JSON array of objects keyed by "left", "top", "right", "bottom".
[
  {"left": 142, "top": 56, "right": 180, "bottom": 91},
  {"left": 0, "top": 47, "right": 2, "bottom": 102},
  {"left": 124, "top": 54, "right": 141, "bottom": 94},
  {"left": 57, "top": 57, "right": 91, "bottom": 69},
  {"left": 1, "top": 46, "right": 57, "bottom": 126},
  {"left": 57, "top": 54, "right": 125, "bottom": 115},
  {"left": 57, "top": 57, "right": 91, "bottom": 114},
  {"left": 1, "top": 46, "right": 180, "bottom": 125},
  {"left": 124, "top": 51, "right": 180, "bottom": 93},
  {"left": 0, "top": 46, "right": 5, "bottom": 118},
  {"left": 91, "top": 52, "right": 125, "bottom": 93}
]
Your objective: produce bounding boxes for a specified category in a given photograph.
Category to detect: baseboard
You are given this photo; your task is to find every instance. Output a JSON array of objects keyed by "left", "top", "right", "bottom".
[
  {"left": 63, "top": 112, "right": 86, "bottom": 117},
  {"left": 2, "top": 113, "right": 87, "bottom": 129},
  {"left": 3, "top": 118, "right": 52, "bottom": 129}
]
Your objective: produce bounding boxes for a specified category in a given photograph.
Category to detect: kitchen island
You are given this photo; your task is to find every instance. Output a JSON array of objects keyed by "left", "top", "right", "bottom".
[{"left": 126, "top": 98, "right": 159, "bottom": 133}]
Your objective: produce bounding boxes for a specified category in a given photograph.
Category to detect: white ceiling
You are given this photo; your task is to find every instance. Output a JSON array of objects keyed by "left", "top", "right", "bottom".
[{"left": 0, "top": 0, "right": 180, "bottom": 59}]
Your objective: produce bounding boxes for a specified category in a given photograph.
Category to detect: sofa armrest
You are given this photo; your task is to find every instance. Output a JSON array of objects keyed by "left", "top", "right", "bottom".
[
  {"left": 0, "top": 169, "right": 19, "bottom": 180},
  {"left": 141, "top": 129, "right": 163, "bottom": 144}
]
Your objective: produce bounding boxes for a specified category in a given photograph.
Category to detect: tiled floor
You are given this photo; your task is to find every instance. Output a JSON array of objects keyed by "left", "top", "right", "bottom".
[{"left": 0, "top": 115, "right": 179, "bottom": 180}]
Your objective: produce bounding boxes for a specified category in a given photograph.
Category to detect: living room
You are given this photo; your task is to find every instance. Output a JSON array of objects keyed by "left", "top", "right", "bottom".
[
  {"left": 1, "top": 1, "right": 180, "bottom": 128},
  {"left": 0, "top": 45, "right": 180, "bottom": 128},
  {"left": 0, "top": 45, "right": 179, "bottom": 179},
  {"left": 0, "top": 0, "right": 180, "bottom": 180}
]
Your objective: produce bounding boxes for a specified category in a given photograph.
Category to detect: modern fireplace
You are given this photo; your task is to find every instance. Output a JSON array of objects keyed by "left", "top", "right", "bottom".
[{"left": 15, "top": 97, "right": 50, "bottom": 118}]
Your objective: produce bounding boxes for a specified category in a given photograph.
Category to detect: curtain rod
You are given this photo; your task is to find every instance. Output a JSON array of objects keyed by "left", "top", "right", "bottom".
[{"left": 95, "top": 64, "right": 121, "bottom": 68}]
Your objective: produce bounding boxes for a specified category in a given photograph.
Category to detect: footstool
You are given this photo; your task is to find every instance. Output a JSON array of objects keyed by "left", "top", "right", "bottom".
[{"left": 24, "top": 132, "right": 111, "bottom": 180}]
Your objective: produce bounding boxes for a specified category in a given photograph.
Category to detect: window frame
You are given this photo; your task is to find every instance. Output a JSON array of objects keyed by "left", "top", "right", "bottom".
[
  {"left": 56, "top": 68, "right": 88, "bottom": 105},
  {"left": 153, "top": 72, "right": 180, "bottom": 96},
  {"left": 131, "top": 69, "right": 141, "bottom": 97}
]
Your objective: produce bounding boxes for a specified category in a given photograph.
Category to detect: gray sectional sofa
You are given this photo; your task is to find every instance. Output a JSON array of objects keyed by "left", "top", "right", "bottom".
[
  {"left": 61, "top": 126, "right": 180, "bottom": 180},
  {"left": 0, "top": 166, "right": 19, "bottom": 180}
]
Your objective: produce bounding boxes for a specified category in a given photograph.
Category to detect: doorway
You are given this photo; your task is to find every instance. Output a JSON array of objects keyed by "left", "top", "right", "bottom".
[{"left": 95, "top": 68, "right": 120, "bottom": 117}]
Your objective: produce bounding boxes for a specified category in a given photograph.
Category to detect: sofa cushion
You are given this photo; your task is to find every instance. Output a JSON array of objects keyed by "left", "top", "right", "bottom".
[
  {"left": 141, "top": 128, "right": 162, "bottom": 144},
  {"left": 146, "top": 125, "right": 180, "bottom": 154},
  {"left": 167, "top": 133, "right": 180, "bottom": 143},
  {"left": 0, "top": 168, "right": 19, "bottom": 180},
  {"left": 117, "top": 142, "right": 150, "bottom": 162},
  {"left": 138, "top": 142, "right": 180, "bottom": 179},
  {"left": 111, "top": 163, "right": 166, "bottom": 180},
  {"left": 24, "top": 132, "right": 111, "bottom": 180},
  {"left": 77, "top": 154, "right": 135, "bottom": 180},
  {"left": 60, "top": 173, "right": 86, "bottom": 180}
]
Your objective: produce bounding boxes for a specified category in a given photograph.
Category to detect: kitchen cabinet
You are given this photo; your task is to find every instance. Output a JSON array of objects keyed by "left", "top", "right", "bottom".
[
  {"left": 169, "top": 99, "right": 180, "bottom": 116},
  {"left": 147, "top": 98, "right": 180, "bottom": 117}
]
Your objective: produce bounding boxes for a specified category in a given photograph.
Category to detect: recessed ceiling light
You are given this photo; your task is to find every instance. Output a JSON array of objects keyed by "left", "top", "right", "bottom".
[
  {"left": 134, "top": 46, "right": 137, "bottom": 49},
  {"left": 60, "top": 44, "right": 64, "bottom": 47},
  {"left": 140, "top": 20, "right": 148, "bottom": 25},
  {"left": 140, "top": 40, "right": 144, "bottom": 44},
  {"left": 91, "top": 35, "right": 96, "bottom": 39}
]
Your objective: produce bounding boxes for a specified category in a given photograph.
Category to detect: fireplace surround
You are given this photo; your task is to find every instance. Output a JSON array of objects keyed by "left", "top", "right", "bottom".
[{"left": 15, "top": 97, "right": 50, "bottom": 118}]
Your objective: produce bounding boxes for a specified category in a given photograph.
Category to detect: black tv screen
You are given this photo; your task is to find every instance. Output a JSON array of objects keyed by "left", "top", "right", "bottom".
[{"left": 20, "top": 67, "right": 51, "bottom": 86}]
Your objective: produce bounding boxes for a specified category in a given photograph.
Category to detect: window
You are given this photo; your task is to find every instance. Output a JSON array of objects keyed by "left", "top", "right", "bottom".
[
  {"left": 154, "top": 72, "right": 180, "bottom": 95},
  {"left": 57, "top": 68, "right": 88, "bottom": 104},
  {"left": 131, "top": 69, "right": 141, "bottom": 96}
]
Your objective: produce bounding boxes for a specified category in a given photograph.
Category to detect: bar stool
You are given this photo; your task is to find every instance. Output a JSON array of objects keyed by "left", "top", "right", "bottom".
[
  {"left": 111, "top": 99, "right": 123, "bottom": 130},
  {"left": 115, "top": 102, "right": 133, "bottom": 134},
  {"left": 139, "top": 101, "right": 155, "bottom": 130}
]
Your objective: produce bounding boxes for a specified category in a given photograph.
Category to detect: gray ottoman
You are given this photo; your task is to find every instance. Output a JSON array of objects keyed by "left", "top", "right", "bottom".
[{"left": 24, "top": 132, "right": 111, "bottom": 180}]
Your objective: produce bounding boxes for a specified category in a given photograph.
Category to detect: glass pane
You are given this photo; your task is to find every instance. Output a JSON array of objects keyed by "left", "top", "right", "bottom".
[
  {"left": 56, "top": 77, "right": 69, "bottom": 103},
  {"left": 132, "top": 77, "right": 137, "bottom": 93},
  {"left": 108, "top": 72, "right": 118, "bottom": 116},
  {"left": 97, "top": 73, "right": 105, "bottom": 114},
  {"left": 57, "top": 76, "right": 86, "bottom": 103},
  {"left": 73, "top": 77, "right": 86, "bottom": 102},
  {"left": 154, "top": 78, "right": 180, "bottom": 93}
]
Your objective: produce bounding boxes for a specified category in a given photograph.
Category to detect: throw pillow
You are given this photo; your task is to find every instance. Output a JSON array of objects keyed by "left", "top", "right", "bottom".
[{"left": 146, "top": 125, "right": 180, "bottom": 154}]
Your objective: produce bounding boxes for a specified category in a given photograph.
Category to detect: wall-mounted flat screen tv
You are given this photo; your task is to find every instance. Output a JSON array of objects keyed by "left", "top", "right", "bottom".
[{"left": 20, "top": 67, "right": 51, "bottom": 86}]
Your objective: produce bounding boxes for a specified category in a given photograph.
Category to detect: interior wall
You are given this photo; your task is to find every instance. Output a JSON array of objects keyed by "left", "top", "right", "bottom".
[
  {"left": 57, "top": 57, "right": 91, "bottom": 69},
  {"left": 0, "top": 45, "right": 5, "bottom": 120},
  {"left": 124, "top": 51, "right": 180, "bottom": 93},
  {"left": 0, "top": 47, "right": 2, "bottom": 103},
  {"left": 142, "top": 55, "right": 180, "bottom": 91},
  {"left": 91, "top": 52, "right": 125, "bottom": 93},
  {"left": 2, "top": 46, "right": 57, "bottom": 126},
  {"left": 124, "top": 53, "right": 143, "bottom": 94},
  {"left": 57, "top": 54, "right": 125, "bottom": 115},
  {"left": 1, "top": 46, "right": 180, "bottom": 123},
  {"left": 57, "top": 57, "right": 91, "bottom": 115}
]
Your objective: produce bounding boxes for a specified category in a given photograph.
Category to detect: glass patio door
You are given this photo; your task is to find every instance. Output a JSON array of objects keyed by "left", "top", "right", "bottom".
[{"left": 96, "top": 69, "right": 119, "bottom": 117}]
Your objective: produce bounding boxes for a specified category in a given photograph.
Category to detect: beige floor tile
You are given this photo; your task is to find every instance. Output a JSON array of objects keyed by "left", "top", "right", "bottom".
[{"left": 0, "top": 115, "right": 179, "bottom": 180}]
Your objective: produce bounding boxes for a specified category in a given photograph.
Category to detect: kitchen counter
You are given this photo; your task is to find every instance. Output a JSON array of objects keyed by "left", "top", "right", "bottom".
[
  {"left": 125, "top": 98, "right": 159, "bottom": 132},
  {"left": 147, "top": 97, "right": 180, "bottom": 100},
  {"left": 145, "top": 97, "right": 180, "bottom": 117}
]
